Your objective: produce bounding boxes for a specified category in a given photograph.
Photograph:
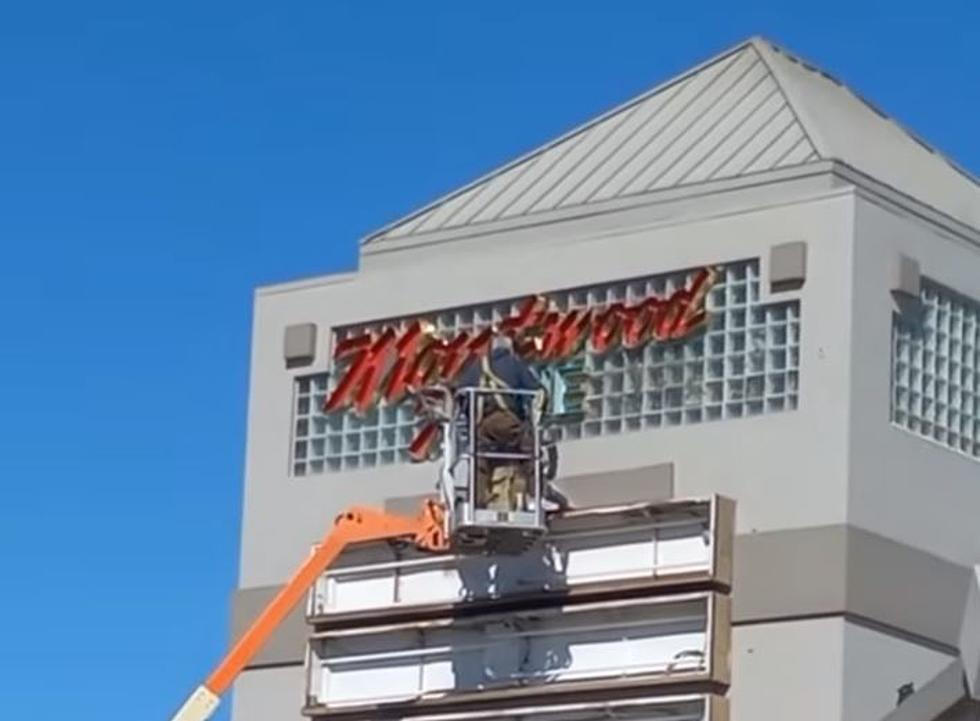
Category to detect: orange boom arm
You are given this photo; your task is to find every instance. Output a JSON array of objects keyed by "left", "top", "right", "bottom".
[{"left": 168, "top": 501, "right": 448, "bottom": 721}]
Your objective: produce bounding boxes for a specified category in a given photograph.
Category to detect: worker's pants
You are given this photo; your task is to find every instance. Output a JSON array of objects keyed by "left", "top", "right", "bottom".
[{"left": 476, "top": 408, "right": 532, "bottom": 512}]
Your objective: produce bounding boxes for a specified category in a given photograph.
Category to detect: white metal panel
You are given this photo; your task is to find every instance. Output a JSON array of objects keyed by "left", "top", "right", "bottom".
[
  {"left": 488, "top": 88, "right": 670, "bottom": 219},
  {"left": 466, "top": 125, "right": 588, "bottom": 223},
  {"left": 656, "top": 523, "right": 711, "bottom": 576},
  {"left": 741, "top": 122, "right": 807, "bottom": 175},
  {"left": 397, "top": 561, "right": 463, "bottom": 605},
  {"left": 307, "top": 595, "right": 713, "bottom": 709},
  {"left": 471, "top": 125, "right": 599, "bottom": 223},
  {"left": 648, "top": 60, "right": 775, "bottom": 190},
  {"left": 619, "top": 51, "right": 763, "bottom": 195},
  {"left": 401, "top": 694, "right": 723, "bottom": 721},
  {"left": 548, "top": 75, "right": 691, "bottom": 210},
  {"left": 710, "top": 106, "right": 796, "bottom": 179},
  {"left": 384, "top": 203, "right": 435, "bottom": 238},
  {"left": 561, "top": 533, "right": 655, "bottom": 584},
  {"left": 411, "top": 181, "right": 488, "bottom": 235},
  {"left": 526, "top": 85, "right": 676, "bottom": 213},
  {"left": 775, "top": 135, "right": 818, "bottom": 167},
  {"left": 309, "top": 501, "right": 719, "bottom": 619},
  {"left": 682, "top": 91, "right": 786, "bottom": 184},
  {"left": 590, "top": 49, "right": 750, "bottom": 202},
  {"left": 320, "top": 659, "right": 422, "bottom": 706},
  {"left": 323, "top": 569, "right": 393, "bottom": 612}
]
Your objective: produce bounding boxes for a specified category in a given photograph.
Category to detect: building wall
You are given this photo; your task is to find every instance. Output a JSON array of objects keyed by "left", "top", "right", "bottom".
[
  {"left": 728, "top": 618, "right": 845, "bottom": 721},
  {"left": 848, "top": 196, "right": 980, "bottom": 567},
  {"left": 232, "top": 168, "right": 980, "bottom": 720},
  {"left": 841, "top": 622, "right": 955, "bottom": 721},
  {"left": 230, "top": 619, "right": 850, "bottom": 721},
  {"left": 231, "top": 666, "right": 305, "bottom": 721},
  {"left": 239, "top": 179, "right": 854, "bottom": 589},
  {"left": 731, "top": 618, "right": 956, "bottom": 721}
]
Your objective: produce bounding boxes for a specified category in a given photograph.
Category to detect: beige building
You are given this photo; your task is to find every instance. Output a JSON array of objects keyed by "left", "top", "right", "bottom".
[{"left": 230, "top": 38, "right": 980, "bottom": 721}]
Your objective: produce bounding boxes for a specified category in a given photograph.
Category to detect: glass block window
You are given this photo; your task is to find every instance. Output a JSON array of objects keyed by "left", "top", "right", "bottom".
[
  {"left": 891, "top": 279, "right": 980, "bottom": 459},
  {"left": 292, "top": 259, "right": 801, "bottom": 476}
]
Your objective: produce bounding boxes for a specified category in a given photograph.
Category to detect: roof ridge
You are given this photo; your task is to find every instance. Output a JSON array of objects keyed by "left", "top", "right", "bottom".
[
  {"left": 361, "top": 38, "right": 756, "bottom": 245},
  {"left": 363, "top": 36, "right": 980, "bottom": 245},
  {"left": 748, "top": 39, "right": 826, "bottom": 160},
  {"left": 751, "top": 37, "right": 979, "bottom": 189}
]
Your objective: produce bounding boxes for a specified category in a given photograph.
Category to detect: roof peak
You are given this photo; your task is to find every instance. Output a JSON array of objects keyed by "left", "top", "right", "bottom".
[
  {"left": 365, "top": 36, "right": 979, "bottom": 246},
  {"left": 752, "top": 37, "right": 978, "bottom": 188}
]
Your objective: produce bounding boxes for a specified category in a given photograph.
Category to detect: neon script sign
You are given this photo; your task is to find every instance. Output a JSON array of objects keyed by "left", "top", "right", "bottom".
[{"left": 323, "top": 266, "right": 719, "bottom": 421}]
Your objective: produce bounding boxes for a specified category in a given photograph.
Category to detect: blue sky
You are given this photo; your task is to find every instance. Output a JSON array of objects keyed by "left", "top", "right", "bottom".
[{"left": 0, "top": 2, "right": 976, "bottom": 719}]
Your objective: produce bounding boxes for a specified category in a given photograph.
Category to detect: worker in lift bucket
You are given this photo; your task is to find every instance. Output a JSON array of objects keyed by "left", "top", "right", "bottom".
[{"left": 455, "top": 334, "right": 571, "bottom": 514}]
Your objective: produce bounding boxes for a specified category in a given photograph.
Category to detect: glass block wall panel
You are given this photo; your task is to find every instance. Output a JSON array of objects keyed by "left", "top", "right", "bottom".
[
  {"left": 292, "top": 259, "right": 801, "bottom": 476},
  {"left": 891, "top": 279, "right": 980, "bottom": 459}
]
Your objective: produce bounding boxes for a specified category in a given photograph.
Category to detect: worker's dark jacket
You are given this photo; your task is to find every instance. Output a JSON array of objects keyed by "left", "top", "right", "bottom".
[{"left": 455, "top": 348, "right": 542, "bottom": 420}]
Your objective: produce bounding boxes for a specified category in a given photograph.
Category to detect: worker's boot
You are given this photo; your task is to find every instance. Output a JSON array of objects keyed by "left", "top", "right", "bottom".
[{"left": 543, "top": 483, "right": 572, "bottom": 513}]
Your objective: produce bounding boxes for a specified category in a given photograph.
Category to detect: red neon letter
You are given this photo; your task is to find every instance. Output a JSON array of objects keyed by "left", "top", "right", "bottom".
[
  {"left": 439, "top": 327, "right": 493, "bottom": 382},
  {"left": 540, "top": 309, "right": 592, "bottom": 360},
  {"left": 408, "top": 421, "right": 441, "bottom": 462},
  {"left": 405, "top": 336, "right": 449, "bottom": 391},
  {"left": 500, "top": 296, "right": 548, "bottom": 337},
  {"left": 656, "top": 268, "right": 716, "bottom": 340},
  {"left": 380, "top": 322, "right": 428, "bottom": 405},
  {"left": 323, "top": 329, "right": 397, "bottom": 413},
  {"left": 619, "top": 302, "right": 654, "bottom": 349},
  {"left": 592, "top": 303, "right": 625, "bottom": 354}
]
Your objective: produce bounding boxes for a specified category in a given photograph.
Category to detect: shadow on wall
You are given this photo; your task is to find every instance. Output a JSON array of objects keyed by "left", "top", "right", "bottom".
[
  {"left": 456, "top": 540, "right": 570, "bottom": 600},
  {"left": 451, "top": 543, "right": 573, "bottom": 691}
]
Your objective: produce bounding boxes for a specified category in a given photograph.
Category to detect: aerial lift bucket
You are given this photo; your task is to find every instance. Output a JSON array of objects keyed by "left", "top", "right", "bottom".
[
  {"left": 434, "top": 386, "right": 552, "bottom": 555},
  {"left": 169, "top": 386, "right": 556, "bottom": 721}
]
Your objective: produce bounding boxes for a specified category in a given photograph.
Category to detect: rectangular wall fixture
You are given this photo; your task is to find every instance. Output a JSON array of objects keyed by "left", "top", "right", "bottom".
[
  {"left": 893, "top": 255, "right": 921, "bottom": 299},
  {"left": 284, "top": 323, "right": 318, "bottom": 368},
  {"left": 768, "top": 241, "right": 807, "bottom": 293},
  {"left": 304, "top": 592, "right": 730, "bottom": 714},
  {"left": 301, "top": 496, "right": 735, "bottom": 719},
  {"left": 307, "top": 497, "right": 733, "bottom": 623}
]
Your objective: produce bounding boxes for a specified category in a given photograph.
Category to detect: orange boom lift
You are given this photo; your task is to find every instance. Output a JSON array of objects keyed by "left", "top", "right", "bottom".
[
  {"left": 169, "top": 384, "right": 558, "bottom": 721},
  {"left": 167, "top": 270, "right": 720, "bottom": 721},
  {"left": 169, "top": 501, "right": 449, "bottom": 721}
]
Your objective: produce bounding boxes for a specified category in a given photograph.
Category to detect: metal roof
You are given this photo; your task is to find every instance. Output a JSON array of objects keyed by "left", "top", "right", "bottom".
[{"left": 365, "top": 37, "right": 980, "bottom": 245}]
